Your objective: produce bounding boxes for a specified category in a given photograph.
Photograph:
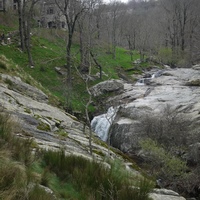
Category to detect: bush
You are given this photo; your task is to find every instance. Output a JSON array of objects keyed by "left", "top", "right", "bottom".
[
  {"left": 0, "top": 157, "right": 27, "bottom": 200},
  {"left": 29, "top": 184, "right": 56, "bottom": 200},
  {"left": 140, "top": 138, "right": 188, "bottom": 181},
  {"left": 0, "top": 110, "right": 12, "bottom": 141},
  {"left": 158, "top": 48, "right": 173, "bottom": 64},
  {"left": 140, "top": 104, "right": 188, "bottom": 152},
  {"left": 0, "top": 61, "right": 7, "bottom": 70},
  {"left": 42, "top": 149, "right": 154, "bottom": 200}
]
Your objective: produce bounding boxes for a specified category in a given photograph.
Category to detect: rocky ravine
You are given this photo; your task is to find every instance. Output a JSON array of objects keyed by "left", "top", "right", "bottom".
[
  {"left": 91, "top": 66, "right": 200, "bottom": 157},
  {"left": 91, "top": 65, "right": 200, "bottom": 199},
  {"left": 0, "top": 72, "right": 187, "bottom": 200}
]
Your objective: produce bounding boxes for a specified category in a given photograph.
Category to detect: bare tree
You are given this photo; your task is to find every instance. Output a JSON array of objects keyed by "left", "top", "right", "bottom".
[
  {"left": 55, "top": 0, "right": 89, "bottom": 88},
  {"left": 160, "top": 0, "right": 200, "bottom": 64},
  {"left": 16, "top": 0, "right": 25, "bottom": 51},
  {"left": 16, "top": 0, "right": 39, "bottom": 66},
  {"left": 77, "top": 0, "right": 104, "bottom": 78}
]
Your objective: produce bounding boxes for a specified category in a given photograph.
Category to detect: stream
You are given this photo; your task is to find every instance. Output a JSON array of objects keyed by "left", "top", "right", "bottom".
[{"left": 91, "top": 70, "right": 164, "bottom": 141}]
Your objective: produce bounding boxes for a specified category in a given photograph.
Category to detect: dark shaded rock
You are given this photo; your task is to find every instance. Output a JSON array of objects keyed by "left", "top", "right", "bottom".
[{"left": 90, "top": 79, "right": 124, "bottom": 97}]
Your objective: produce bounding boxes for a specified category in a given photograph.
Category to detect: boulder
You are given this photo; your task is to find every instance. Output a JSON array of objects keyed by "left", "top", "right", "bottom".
[
  {"left": 192, "top": 64, "right": 200, "bottom": 70},
  {"left": 186, "top": 78, "right": 200, "bottom": 86},
  {"left": 90, "top": 79, "right": 124, "bottom": 97},
  {"left": 149, "top": 189, "right": 186, "bottom": 200},
  {"left": 55, "top": 67, "right": 67, "bottom": 75},
  {"left": 0, "top": 73, "right": 140, "bottom": 169}
]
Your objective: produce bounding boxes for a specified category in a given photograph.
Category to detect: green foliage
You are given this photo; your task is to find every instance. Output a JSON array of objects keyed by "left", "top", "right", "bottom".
[
  {"left": 0, "top": 156, "right": 27, "bottom": 200},
  {"left": 37, "top": 121, "right": 51, "bottom": 132},
  {"left": 0, "top": 110, "right": 55, "bottom": 200},
  {"left": 29, "top": 184, "right": 56, "bottom": 200},
  {"left": 54, "top": 129, "right": 68, "bottom": 137},
  {"left": 0, "top": 24, "right": 143, "bottom": 113},
  {"left": 42, "top": 149, "right": 154, "bottom": 200},
  {"left": 0, "top": 60, "right": 7, "bottom": 70},
  {"left": 0, "top": 111, "right": 12, "bottom": 141},
  {"left": 158, "top": 47, "right": 173, "bottom": 64},
  {"left": 140, "top": 138, "right": 188, "bottom": 179}
]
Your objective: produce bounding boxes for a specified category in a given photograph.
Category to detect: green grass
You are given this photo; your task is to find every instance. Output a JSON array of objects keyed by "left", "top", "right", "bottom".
[
  {"left": 0, "top": 98, "right": 154, "bottom": 200},
  {"left": 0, "top": 22, "right": 144, "bottom": 113},
  {"left": 41, "top": 149, "right": 154, "bottom": 200}
]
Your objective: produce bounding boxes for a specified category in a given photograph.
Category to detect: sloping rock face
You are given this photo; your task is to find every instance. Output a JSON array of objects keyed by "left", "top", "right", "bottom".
[
  {"left": 108, "top": 67, "right": 200, "bottom": 154},
  {"left": 1, "top": 74, "right": 48, "bottom": 103},
  {"left": 0, "top": 73, "right": 136, "bottom": 164}
]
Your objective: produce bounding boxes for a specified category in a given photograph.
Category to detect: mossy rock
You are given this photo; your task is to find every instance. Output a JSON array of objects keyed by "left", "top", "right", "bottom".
[
  {"left": 24, "top": 108, "right": 31, "bottom": 114},
  {"left": 186, "top": 79, "right": 200, "bottom": 86},
  {"left": 37, "top": 121, "right": 51, "bottom": 132},
  {"left": 54, "top": 129, "right": 68, "bottom": 137}
]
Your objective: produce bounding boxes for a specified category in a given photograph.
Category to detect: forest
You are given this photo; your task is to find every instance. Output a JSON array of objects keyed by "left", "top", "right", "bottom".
[{"left": 10, "top": 0, "right": 200, "bottom": 77}]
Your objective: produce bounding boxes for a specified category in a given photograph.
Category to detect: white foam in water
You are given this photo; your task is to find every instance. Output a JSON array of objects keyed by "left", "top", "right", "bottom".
[
  {"left": 135, "top": 70, "right": 163, "bottom": 86},
  {"left": 91, "top": 107, "right": 117, "bottom": 141}
]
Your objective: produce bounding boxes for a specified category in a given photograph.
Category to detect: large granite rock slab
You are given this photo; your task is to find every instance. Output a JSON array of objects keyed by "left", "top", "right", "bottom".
[{"left": 107, "top": 67, "right": 200, "bottom": 152}]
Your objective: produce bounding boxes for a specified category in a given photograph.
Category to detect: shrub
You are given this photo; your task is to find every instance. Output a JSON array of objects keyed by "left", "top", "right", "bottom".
[
  {"left": 29, "top": 184, "right": 56, "bottom": 200},
  {"left": 0, "top": 156, "right": 27, "bottom": 200},
  {"left": 140, "top": 104, "right": 188, "bottom": 152},
  {"left": 0, "top": 61, "right": 7, "bottom": 70},
  {"left": 158, "top": 47, "right": 173, "bottom": 64},
  {"left": 140, "top": 138, "right": 188, "bottom": 180},
  {"left": 42, "top": 149, "right": 153, "bottom": 200}
]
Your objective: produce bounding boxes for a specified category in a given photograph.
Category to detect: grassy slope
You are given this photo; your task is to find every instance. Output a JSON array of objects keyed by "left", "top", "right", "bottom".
[{"left": 0, "top": 12, "right": 145, "bottom": 114}]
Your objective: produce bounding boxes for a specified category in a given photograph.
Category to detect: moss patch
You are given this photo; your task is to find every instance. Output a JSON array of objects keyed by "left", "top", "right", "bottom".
[
  {"left": 37, "top": 121, "right": 51, "bottom": 132},
  {"left": 54, "top": 129, "right": 68, "bottom": 137},
  {"left": 24, "top": 107, "right": 31, "bottom": 114}
]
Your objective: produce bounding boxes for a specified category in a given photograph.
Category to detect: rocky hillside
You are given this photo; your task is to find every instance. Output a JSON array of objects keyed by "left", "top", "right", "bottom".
[
  {"left": 91, "top": 64, "right": 200, "bottom": 199},
  {"left": 0, "top": 54, "right": 189, "bottom": 199}
]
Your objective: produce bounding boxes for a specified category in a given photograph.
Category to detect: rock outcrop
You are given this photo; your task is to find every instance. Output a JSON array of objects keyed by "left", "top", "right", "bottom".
[
  {"left": 0, "top": 72, "right": 136, "bottom": 165},
  {"left": 90, "top": 79, "right": 124, "bottom": 97},
  {"left": 90, "top": 66, "right": 200, "bottom": 199},
  {"left": 103, "top": 67, "right": 200, "bottom": 157}
]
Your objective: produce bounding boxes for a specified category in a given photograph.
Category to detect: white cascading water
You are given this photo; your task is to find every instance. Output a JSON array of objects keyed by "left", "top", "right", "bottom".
[
  {"left": 91, "top": 106, "right": 118, "bottom": 142},
  {"left": 135, "top": 70, "right": 163, "bottom": 86}
]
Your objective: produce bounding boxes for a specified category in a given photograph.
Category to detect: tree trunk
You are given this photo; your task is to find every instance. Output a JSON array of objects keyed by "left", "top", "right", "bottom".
[
  {"left": 26, "top": 2, "right": 35, "bottom": 67},
  {"left": 17, "top": 0, "right": 25, "bottom": 51},
  {"left": 90, "top": 51, "right": 102, "bottom": 79},
  {"left": 66, "top": 31, "right": 72, "bottom": 89},
  {"left": 3, "top": 0, "right": 5, "bottom": 12}
]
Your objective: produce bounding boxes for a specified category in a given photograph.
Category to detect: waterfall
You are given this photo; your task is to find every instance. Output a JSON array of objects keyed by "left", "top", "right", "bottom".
[
  {"left": 135, "top": 70, "right": 163, "bottom": 85},
  {"left": 135, "top": 78, "right": 146, "bottom": 86},
  {"left": 91, "top": 107, "right": 117, "bottom": 142}
]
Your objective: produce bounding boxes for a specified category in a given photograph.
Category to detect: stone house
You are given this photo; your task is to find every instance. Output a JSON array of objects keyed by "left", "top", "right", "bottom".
[
  {"left": 0, "top": 0, "right": 66, "bottom": 29},
  {"left": 0, "top": 0, "right": 17, "bottom": 11},
  {"left": 40, "top": 0, "right": 66, "bottom": 29}
]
